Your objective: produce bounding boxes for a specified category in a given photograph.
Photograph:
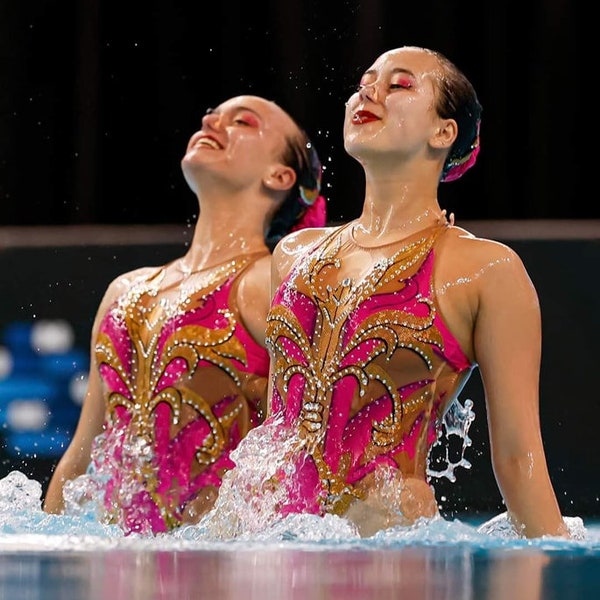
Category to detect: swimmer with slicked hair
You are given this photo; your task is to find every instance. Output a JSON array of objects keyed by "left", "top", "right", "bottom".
[{"left": 44, "top": 95, "right": 327, "bottom": 534}]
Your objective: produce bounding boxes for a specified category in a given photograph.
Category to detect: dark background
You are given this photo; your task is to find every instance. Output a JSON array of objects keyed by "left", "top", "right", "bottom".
[{"left": 0, "top": 0, "right": 587, "bottom": 227}]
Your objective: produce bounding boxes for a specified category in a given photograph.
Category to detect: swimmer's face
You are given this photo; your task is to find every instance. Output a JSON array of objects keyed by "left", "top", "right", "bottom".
[
  {"left": 343, "top": 47, "right": 454, "bottom": 165},
  {"left": 181, "top": 95, "right": 299, "bottom": 194}
]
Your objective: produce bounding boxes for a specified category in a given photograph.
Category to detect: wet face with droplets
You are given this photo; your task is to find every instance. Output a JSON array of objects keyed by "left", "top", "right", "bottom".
[
  {"left": 181, "top": 95, "right": 299, "bottom": 195},
  {"left": 343, "top": 47, "right": 450, "bottom": 166}
]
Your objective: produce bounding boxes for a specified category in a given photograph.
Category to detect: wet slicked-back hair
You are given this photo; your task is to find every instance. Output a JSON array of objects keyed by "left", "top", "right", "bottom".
[
  {"left": 423, "top": 48, "right": 482, "bottom": 182},
  {"left": 265, "top": 127, "right": 323, "bottom": 251}
]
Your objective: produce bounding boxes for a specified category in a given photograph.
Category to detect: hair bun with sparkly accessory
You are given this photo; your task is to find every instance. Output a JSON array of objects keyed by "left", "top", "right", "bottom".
[
  {"left": 265, "top": 137, "right": 327, "bottom": 250},
  {"left": 441, "top": 126, "right": 480, "bottom": 183},
  {"left": 293, "top": 141, "right": 327, "bottom": 229},
  {"left": 440, "top": 116, "right": 481, "bottom": 183},
  {"left": 291, "top": 194, "right": 327, "bottom": 232}
]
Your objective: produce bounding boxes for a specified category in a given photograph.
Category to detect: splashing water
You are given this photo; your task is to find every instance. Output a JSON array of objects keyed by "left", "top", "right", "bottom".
[
  {"left": 0, "top": 467, "right": 590, "bottom": 552},
  {"left": 0, "top": 396, "right": 592, "bottom": 550},
  {"left": 62, "top": 420, "right": 164, "bottom": 536},
  {"left": 0, "top": 470, "right": 122, "bottom": 539},
  {"left": 194, "top": 399, "right": 476, "bottom": 541},
  {"left": 0, "top": 470, "right": 42, "bottom": 513},
  {"left": 196, "top": 414, "right": 314, "bottom": 540},
  {"left": 427, "top": 398, "right": 475, "bottom": 482},
  {"left": 0, "top": 465, "right": 592, "bottom": 552}
]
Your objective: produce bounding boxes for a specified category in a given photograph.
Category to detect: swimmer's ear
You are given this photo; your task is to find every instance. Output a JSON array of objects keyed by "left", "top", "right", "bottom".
[
  {"left": 263, "top": 164, "right": 297, "bottom": 192},
  {"left": 430, "top": 118, "right": 457, "bottom": 150}
]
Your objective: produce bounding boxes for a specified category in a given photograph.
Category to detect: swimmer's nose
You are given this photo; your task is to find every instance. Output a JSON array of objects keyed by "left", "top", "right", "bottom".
[
  {"left": 358, "top": 82, "right": 379, "bottom": 102},
  {"left": 202, "top": 111, "right": 222, "bottom": 131}
]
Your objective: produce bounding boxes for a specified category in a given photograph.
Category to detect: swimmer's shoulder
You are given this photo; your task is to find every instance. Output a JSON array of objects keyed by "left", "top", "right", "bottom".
[
  {"left": 437, "top": 223, "right": 531, "bottom": 285},
  {"left": 443, "top": 224, "right": 523, "bottom": 263},
  {"left": 272, "top": 225, "right": 339, "bottom": 276},
  {"left": 98, "top": 265, "right": 162, "bottom": 311}
]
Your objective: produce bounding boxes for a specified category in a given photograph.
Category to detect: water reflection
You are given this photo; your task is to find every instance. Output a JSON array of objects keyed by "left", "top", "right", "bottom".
[
  {"left": 0, "top": 544, "right": 597, "bottom": 600},
  {"left": 0, "top": 469, "right": 595, "bottom": 600}
]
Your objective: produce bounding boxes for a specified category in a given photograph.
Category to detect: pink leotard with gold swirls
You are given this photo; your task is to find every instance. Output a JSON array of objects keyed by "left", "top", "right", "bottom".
[
  {"left": 265, "top": 222, "right": 475, "bottom": 517},
  {"left": 91, "top": 252, "right": 270, "bottom": 534}
]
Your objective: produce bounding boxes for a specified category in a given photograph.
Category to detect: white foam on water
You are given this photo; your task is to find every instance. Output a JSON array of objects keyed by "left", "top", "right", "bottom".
[{"left": 0, "top": 470, "right": 596, "bottom": 555}]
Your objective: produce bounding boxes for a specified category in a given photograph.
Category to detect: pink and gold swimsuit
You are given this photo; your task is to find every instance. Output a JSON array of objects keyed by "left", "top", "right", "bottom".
[
  {"left": 265, "top": 223, "right": 475, "bottom": 517},
  {"left": 92, "top": 252, "right": 270, "bottom": 534}
]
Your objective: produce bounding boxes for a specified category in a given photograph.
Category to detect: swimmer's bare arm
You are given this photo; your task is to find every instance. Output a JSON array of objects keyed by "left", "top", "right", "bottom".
[
  {"left": 43, "top": 358, "right": 105, "bottom": 513},
  {"left": 471, "top": 240, "right": 569, "bottom": 538},
  {"left": 43, "top": 270, "right": 148, "bottom": 513}
]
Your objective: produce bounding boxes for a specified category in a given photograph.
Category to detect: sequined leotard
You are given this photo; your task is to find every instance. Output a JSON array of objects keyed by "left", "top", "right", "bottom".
[
  {"left": 265, "top": 223, "right": 475, "bottom": 517},
  {"left": 92, "top": 252, "right": 270, "bottom": 534}
]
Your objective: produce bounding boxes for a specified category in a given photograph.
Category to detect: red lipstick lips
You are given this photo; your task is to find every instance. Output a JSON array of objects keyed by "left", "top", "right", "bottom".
[{"left": 352, "top": 110, "right": 380, "bottom": 125}]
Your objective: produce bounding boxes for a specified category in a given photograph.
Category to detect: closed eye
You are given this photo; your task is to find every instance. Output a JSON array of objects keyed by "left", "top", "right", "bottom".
[{"left": 232, "top": 111, "right": 260, "bottom": 127}]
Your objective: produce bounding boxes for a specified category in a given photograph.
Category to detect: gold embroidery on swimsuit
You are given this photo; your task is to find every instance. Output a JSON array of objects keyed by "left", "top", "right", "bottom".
[
  {"left": 96, "top": 256, "right": 259, "bottom": 522},
  {"left": 267, "top": 226, "right": 446, "bottom": 509}
]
